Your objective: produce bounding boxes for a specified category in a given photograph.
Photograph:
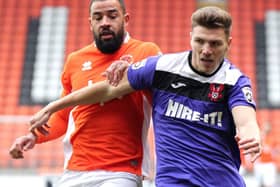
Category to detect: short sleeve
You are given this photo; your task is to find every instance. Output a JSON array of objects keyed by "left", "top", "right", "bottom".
[
  {"left": 228, "top": 75, "right": 256, "bottom": 110},
  {"left": 127, "top": 55, "right": 161, "bottom": 90}
]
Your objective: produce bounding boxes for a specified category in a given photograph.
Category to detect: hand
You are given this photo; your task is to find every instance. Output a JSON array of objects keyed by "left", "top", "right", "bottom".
[
  {"left": 9, "top": 133, "right": 37, "bottom": 159},
  {"left": 28, "top": 107, "right": 51, "bottom": 135},
  {"left": 235, "top": 135, "right": 262, "bottom": 163},
  {"left": 101, "top": 55, "right": 133, "bottom": 86}
]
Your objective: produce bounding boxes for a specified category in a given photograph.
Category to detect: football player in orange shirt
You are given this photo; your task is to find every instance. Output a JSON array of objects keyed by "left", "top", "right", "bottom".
[{"left": 9, "top": 0, "right": 161, "bottom": 187}]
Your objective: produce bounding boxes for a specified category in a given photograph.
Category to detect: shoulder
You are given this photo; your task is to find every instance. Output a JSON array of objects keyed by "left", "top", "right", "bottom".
[
  {"left": 64, "top": 44, "right": 97, "bottom": 66},
  {"left": 128, "top": 38, "right": 161, "bottom": 52},
  {"left": 139, "top": 41, "right": 160, "bottom": 49},
  {"left": 221, "top": 60, "right": 247, "bottom": 85},
  {"left": 156, "top": 51, "right": 190, "bottom": 71},
  {"left": 159, "top": 51, "right": 188, "bottom": 61},
  {"left": 67, "top": 44, "right": 95, "bottom": 58},
  {"left": 63, "top": 44, "right": 96, "bottom": 71}
]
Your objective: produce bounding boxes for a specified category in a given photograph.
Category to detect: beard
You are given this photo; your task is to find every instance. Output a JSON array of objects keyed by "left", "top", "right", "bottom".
[{"left": 94, "top": 28, "right": 125, "bottom": 54}]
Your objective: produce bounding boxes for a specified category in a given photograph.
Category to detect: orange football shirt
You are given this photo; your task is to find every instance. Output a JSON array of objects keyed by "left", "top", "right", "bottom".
[{"left": 36, "top": 35, "right": 161, "bottom": 176}]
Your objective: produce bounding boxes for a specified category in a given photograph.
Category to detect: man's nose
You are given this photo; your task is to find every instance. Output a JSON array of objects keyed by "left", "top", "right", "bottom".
[
  {"left": 100, "top": 16, "right": 111, "bottom": 26},
  {"left": 202, "top": 44, "right": 213, "bottom": 55}
]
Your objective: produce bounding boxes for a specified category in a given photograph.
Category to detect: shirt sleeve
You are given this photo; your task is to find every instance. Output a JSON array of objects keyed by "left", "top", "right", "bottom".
[
  {"left": 228, "top": 75, "right": 256, "bottom": 110},
  {"left": 127, "top": 55, "right": 161, "bottom": 90}
]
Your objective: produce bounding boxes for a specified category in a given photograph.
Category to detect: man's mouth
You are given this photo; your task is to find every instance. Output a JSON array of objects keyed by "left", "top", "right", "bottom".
[
  {"left": 200, "top": 58, "right": 213, "bottom": 63},
  {"left": 101, "top": 34, "right": 113, "bottom": 40},
  {"left": 100, "top": 31, "right": 114, "bottom": 40}
]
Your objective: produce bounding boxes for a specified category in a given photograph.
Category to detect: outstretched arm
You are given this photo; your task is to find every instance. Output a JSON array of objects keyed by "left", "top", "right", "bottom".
[
  {"left": 233, "top": 106, "right": 262, "bottom": 163},
  {"left": 29, "top": 70, "right": 134, "bottom": 133}
]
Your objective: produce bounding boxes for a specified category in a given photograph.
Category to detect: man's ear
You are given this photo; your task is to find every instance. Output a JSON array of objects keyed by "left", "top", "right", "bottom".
[
  {"left": 124, "top": 13, "right": 130, "bottom": 27},
  {"left": 189, "top": 32, "right": 193, "bottom": 46},
  {"left": 226, "top": 36, "right": 232, "bottom": 51},
  {"left": 88, "top": 17, "right": 93, "bottom": 31}
]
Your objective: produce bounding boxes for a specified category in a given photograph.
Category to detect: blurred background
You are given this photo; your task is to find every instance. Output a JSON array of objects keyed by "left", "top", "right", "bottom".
[{"left": 0, "top": 0, "right": 279, "bottom": 186}]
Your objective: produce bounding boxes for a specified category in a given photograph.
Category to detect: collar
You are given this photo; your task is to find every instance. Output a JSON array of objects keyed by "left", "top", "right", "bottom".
[
  {"left": 188, "top": 51, "right": 224, "bottom": 77},
  {"left": 123, "top": 32, "right": 130, "bottom": 43}
]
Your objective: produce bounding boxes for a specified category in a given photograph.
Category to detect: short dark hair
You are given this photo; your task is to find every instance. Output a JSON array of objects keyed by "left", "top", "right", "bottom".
[
  {"left": 89, "top": 0, "right": 126, "bottom": 14},
  {"left": 191, "top": 6, "right": 232, "bottom": 37}
]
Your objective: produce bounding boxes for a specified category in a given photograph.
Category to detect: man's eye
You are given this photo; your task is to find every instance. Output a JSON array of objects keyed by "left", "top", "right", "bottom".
[
  {"left": 109, "top": 14, "right": 118, "bottom": 19},
  {"left": 92, "top": 16, "right": 102, "bottom": 21},
  {"left": 195, "top": 39, "right": 204, "bottom": 44},
  {"left": 211, "top": 41, "right": 221, "bottom": 47}
]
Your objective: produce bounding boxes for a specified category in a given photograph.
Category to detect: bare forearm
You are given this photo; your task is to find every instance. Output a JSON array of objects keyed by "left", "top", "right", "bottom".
[
  {"left": 29, "top": 70, "right": 135, "bottom": 133},
  {"left": 46, "top": 81, "right": 109, "bottom": 112},
  {"left": 238, "top": 122, "right": 260, "bottom": 140},
  {"left": 233, "top": 106, "right": 262, "bottom": 162},
  {"left": 234, "top": 107, "right": 260, "bottom": 140},
  {"left": 47, "top": 79, "right": 133, "bottom": 114}
]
